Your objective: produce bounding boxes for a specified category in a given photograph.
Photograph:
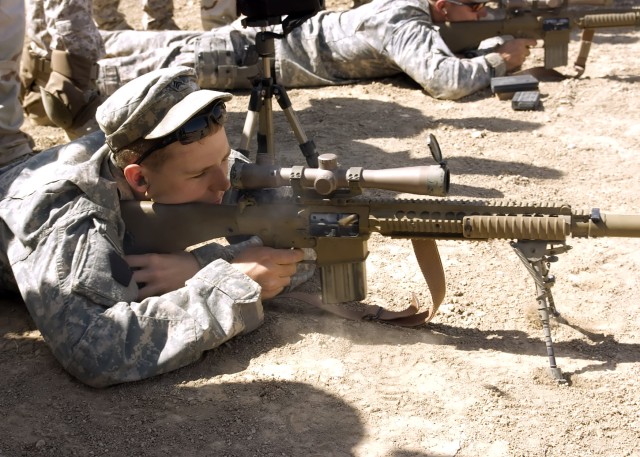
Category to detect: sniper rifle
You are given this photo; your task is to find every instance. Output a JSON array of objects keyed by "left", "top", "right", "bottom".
[
  {"left": 437, "top": 0, "right": 640, "bottom": 77},
  {"left": 120, "top": 138, "right": 640, "bottom": 384}
]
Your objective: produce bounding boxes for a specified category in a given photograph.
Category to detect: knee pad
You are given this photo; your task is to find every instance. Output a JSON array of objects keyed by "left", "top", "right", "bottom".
[
  {"left": 40, "top": 50, "right": 102, "bottom": 131},
  {"left": 19, "top": 51, "right": 54, "bottom": 126}
]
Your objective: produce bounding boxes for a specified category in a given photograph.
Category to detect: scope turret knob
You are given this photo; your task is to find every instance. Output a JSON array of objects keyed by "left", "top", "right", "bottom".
[{"left": 318, "top": 153, "right": 339, "bottom": 170}]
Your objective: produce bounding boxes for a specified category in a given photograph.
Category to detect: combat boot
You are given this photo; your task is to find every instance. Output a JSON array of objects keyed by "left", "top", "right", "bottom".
[
  {"left": 19, "top": 50, "right": 54, "bottom": 127},
  {"left": 40, "top": 50, "right": 102, "bottom": 138},
  {"left": 141, "top": 0, "right": 180, "bottom": 30},
  {"left": 92, "top": 0, "right": 133, "bottom": 31}
]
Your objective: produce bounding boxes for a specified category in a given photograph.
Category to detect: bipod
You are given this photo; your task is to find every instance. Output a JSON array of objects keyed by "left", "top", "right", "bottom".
[
  {"left": 238, "top": 29, "right": 318, "bottom": 168},
  {"left": 511, "top": 240, "right": 571, "bottom": 385}
]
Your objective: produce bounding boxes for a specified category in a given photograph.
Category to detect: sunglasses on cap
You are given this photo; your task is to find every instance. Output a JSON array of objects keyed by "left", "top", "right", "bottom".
[
  {"left": 134, "top": 101, "right": 228, "bottom": 165},
  {"left": 445, "top": 0, "right": 489, "bottom": 12}
]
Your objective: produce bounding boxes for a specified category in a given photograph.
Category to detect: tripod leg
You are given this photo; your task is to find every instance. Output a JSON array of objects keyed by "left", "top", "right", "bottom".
[
  {"left": 256, "top": 92, "right": 276, "bottom": 166},
  {"left": 238, "top": 86, "right": 262, "bottom": 159},
  {"left": 274, "top": 84, "right": 319, "bottom": 168},
  {"left": 239, "top": 31, "right": 318, "bottom": 167}
]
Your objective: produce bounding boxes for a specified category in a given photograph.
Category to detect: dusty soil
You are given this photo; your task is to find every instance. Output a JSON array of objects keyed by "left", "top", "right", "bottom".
[{"left": 2, "top": 1, "right": 640, "bottom": 456}]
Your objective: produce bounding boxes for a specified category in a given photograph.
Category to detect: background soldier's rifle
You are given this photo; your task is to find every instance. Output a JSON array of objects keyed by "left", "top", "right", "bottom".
[
  {"left": 437, "top": 0, "right": 640, "bottom": 77},
  {"left": 120, "top": 138, "right": 640, "bottom": 384}
]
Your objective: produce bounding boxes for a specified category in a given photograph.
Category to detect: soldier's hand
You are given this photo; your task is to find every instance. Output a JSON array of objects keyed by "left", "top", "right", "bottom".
[
  {"left": 126, "top": 252, "right": 200, "bottom": 300},
  {"left": 497, "top": 38, "right": 537, "bottom": 71},
  {"left": 231, "top": 246, "right": 305, "bottom": 299}
]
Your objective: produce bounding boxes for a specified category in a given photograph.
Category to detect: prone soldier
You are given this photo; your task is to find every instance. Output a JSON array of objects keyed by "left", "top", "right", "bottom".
[
  {"left": 0, "top": 66, "right": 310, "bottom": 387},
  {"left": 97, "top": 0, "right": 534, "bottom": 100}
]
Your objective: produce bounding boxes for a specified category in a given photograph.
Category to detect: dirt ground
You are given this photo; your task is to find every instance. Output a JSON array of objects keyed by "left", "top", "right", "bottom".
[{"left": 2, "top": 1, "right": 640, "bottom": 456}]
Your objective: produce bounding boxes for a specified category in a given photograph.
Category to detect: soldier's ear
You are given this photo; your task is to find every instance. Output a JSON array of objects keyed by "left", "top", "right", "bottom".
[
  {"left": 123, "top": 164, "right": 148, "bottom": 193},
  {"left": 434, "top": 0, "right": 447, "bottom": 11}
]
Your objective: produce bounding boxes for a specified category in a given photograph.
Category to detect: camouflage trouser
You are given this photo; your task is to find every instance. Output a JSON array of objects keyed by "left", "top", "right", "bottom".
[
  {"left": 98, "top": 28, "right": 257, "bottom": 96},
  {"left": 19, "top": 0, "right": 104, "bottom": 138},
  {"left": 0, "top": 0, "right": 34, "bottom": 164},
  {"left": 25, "top": 0, "right": 104, "bottom": 60}
]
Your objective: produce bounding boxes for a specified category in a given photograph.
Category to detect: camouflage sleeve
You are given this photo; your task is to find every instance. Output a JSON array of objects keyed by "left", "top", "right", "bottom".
[
  {"left": 9, "top": 201, "right": 262, "bottom": 388},
  {"left": 360, "top": 2, "right": 499, "bottom": 100}
]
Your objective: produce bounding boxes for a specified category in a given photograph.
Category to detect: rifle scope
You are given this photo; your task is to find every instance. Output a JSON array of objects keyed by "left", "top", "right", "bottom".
[{"left": 230, "top": 153, "right": 450, "bottom": 197}]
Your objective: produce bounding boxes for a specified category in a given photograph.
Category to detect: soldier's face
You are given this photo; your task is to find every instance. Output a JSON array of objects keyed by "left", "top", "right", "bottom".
[{"left": 141, "top": 128, "right": 232, "bottom": 205}]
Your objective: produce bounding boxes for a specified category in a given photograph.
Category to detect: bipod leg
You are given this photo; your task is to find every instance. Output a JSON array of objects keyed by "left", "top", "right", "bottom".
[
  {"left": 273, "top": 84, "right": 319, "bottom": 168},
  {"left": 511, "top": 240, "right": 570, "bottom": 385}
]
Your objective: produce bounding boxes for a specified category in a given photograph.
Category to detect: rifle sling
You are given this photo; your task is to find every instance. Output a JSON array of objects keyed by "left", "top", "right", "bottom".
[{"left": 274, "top": 239, "right": 446, "bottom": 327}]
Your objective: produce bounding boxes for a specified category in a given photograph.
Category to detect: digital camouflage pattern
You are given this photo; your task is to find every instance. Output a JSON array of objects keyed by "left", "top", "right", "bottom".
[
  {"left": 99, "top": 0, "right": 507, "bottom": 100},
  {"left": 25, "top": 0, "right": 104, "bottom": 60},
  {"left": 0, "top": 131, "right": 265, "bottom": 387},
  {"left": 95, "top": 66, "right": 231, "bottom": 152},
  {"left": 0, "top": 0, "right": 34, "bottom": 165}
]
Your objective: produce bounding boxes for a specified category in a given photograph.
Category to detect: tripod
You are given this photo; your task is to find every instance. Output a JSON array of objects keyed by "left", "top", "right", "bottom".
[{"left": 237, "top": 27, "right": 319, "bottom": 168}]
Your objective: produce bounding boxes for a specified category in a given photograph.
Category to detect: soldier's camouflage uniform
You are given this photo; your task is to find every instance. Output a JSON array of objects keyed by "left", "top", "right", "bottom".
[
  {"left": 0, "top": 0, "right": 34, "bottom": 165},
  {"left": 99, "top": 0, "right": 508, "bottom": 100},
  {"left": 21, "top": 0, "right": 105, "bottom": 138},
  {"left": 26, "top": 0, "right": 104, "bottom": 61},
  {"left": 0, "top": 131, "right": 264, "bottom": 387}
]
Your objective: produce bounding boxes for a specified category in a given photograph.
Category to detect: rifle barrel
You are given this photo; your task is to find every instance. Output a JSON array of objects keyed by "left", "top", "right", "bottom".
[{"left": 571, "top": 213, "right": 640, "bottom": 238}]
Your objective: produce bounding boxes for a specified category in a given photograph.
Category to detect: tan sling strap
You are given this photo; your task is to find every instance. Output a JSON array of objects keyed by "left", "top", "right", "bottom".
[{"left": 274, "top": 239, "right": 446, "bottom": 327}]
